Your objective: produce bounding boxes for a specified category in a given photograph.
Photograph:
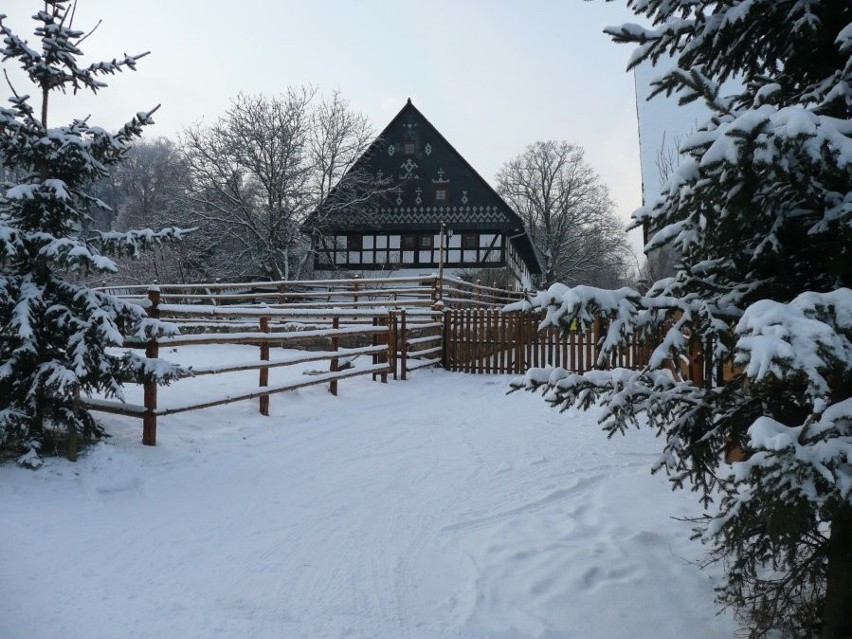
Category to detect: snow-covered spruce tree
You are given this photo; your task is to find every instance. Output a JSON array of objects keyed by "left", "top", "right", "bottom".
[
  {"left": 510, "top": 2, "right": 851, "bottom": 637},
  {"left": 0, "top": 3, "right": 185, "bottom": 465}
]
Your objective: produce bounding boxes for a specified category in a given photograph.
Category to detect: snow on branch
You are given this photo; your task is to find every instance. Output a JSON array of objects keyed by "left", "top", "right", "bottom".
[
  {"left": 91, "top": 227, "right": 191, "bottom": 259},
  {"left": 735, "top": 289, "right": 852, "bottom": 407}
]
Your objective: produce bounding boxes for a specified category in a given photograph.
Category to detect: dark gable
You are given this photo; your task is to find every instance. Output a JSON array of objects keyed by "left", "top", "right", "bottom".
[{"left": 306, "top": 99, "right": 541, "bottom": 276}]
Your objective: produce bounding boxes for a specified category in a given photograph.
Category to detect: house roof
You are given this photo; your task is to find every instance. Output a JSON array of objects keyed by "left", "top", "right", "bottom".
[{"left": 307, "top": 99, "right": 542, "bottom": 274}]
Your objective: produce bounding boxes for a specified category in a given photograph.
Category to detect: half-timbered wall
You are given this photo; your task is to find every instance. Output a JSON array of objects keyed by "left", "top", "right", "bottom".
[{"left": 315, "top": 232, "right": 505, "bottom": 270}]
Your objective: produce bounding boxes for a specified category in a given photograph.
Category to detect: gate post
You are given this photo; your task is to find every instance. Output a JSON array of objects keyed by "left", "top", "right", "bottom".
[
  {"left": 259, "top": 315, "right": 270, "bottom": 415},
  {"left": 441, "top": 309, "right": 450, "bottom": 370},
  {"left": 329, "top": 316, "right": 339, "bottom": 396},
  {"left": 142, "top": 287, "right": 160, "bottom": 446},
  {"left": 514, "top": 312, "right": 524, "bottom": 374},
  {"left": 400, "top": 309, "right": 408, "bottom": 381}
]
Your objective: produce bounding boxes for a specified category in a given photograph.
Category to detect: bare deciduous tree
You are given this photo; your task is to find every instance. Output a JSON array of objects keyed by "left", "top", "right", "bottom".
[
  {"left": 496, "top": 140, "right": 630, "bottom": 287},
  {"left": 88, "top": 138, "right": 201, "bottom": 285},
  {"left": 178, "top": 88, "right": 378, "bottom": 281}
]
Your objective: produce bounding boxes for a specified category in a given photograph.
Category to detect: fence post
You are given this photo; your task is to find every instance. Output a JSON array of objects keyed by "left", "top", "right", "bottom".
[
  {"left": 514, "top": 313, "right": 523, "bottom": 373},
  {"left": 594, "top": 314, "right": 604, "bottom": 369},
  {"left": 372, "top": 315, "right": 379, "bottom": 381},
  {"left": 259, "top": 315, "right": 270, "bottom": 416},
  {"left": 390, "top": 312, "right": 398, "bottom": 380},
  {"left": 441, "top": 309, "right": 450, "bottom": 369},
  {"left": 329, "top": 316, "right": 339, "bottom": 395},
  {"left": 400, "top": 309, "right": 408, "bottom": 381},
  {"left": 277, "top": 283, "right": 286, "bottom": 304},
  {"left": 142, "top": 287, "right": 160, "bottom": 446},
  {"left": 380, "top": 314, "right": 388, "bottom": 383}
]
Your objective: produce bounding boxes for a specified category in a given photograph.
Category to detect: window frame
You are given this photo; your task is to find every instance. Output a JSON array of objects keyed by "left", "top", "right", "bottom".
[{"left": 346, "top": 234, "right": 363, "bottom": 251}]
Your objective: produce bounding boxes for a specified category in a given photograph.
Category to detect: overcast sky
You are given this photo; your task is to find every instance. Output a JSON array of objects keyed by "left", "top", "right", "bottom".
[{"left": 3, "top": 1, "right": 677, "bottom": 257}]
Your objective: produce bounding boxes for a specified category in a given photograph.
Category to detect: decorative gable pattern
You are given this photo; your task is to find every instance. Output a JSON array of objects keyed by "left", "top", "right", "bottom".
[{"left": 306, "top": 100, "right": 541, "bottom": 279}]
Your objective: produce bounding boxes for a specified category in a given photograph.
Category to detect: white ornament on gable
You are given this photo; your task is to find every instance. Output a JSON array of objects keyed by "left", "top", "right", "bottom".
[
  {"left": 461, "top": 190, "right": 469, "bottom": 204},
  {"left": 425, "top": 143, "right": 432, "bottom": 156},
  {"left": 399, "top": 158, "right": 419, "bottom": 180},
  {"left": 432, "top": 168, "right": 450, "bottom": 184},
  {"left": 388, "top": 144, "right": 396, "bottom": 157},
  {"left": 415, "top": 187, "right": 423, "bottom": 205}
]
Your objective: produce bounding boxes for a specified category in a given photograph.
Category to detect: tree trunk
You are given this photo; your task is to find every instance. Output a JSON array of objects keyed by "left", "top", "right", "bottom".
[{"left": 822, "top": 505, "right": 852, "bottom": 638}]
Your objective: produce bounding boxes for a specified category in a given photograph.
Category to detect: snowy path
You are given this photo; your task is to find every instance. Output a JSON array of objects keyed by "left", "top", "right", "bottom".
[{"left": 0, "top": 347, "right": 735, "bottom": 638}]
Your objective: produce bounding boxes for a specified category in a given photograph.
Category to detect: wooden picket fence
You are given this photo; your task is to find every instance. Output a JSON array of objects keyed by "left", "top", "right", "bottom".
[{"left": 442, "top": 309, "right": 653, "bottom": 374}]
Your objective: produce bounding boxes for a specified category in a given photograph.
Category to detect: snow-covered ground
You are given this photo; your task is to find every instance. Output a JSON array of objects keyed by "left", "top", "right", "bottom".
[{"left": 0, "top": 346, "right": 736, "bottom": 639}]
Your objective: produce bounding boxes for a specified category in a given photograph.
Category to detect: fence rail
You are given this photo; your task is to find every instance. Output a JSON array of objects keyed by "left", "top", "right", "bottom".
[
  {"left": 99, "top": 274, "right": 525, "bottom": 309},
  {"left": 81, "top": 289, "right": 397, "bottom": 446}
]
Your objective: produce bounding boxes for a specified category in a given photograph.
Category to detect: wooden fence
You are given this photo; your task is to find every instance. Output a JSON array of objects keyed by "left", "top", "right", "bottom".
[
  {"left": 99, "top": 274, "right": 525, "bottom": 310},
  {"left": 396, "top": 309, "right": 444, "bottom": 379},
  {"left": 82, "top": 278, "right": 703, "bottom": 447},
  {"left": 81, "top": 289, "right": 397, "bottom": 446},
  {"left": 442, "top": 309, "right": 653, "bottom": 375}
]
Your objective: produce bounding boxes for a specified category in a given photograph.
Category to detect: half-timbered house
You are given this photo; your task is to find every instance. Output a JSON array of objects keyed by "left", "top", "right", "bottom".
[{"left": 305, "top": 99, "right": 542, "bottom": 288}]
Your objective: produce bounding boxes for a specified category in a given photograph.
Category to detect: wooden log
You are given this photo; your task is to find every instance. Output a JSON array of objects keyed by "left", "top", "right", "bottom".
[
  {"left": 156, "top": 364, "right": 391, "bottom": 416},
  {"left": 517, "top": 313, "right": 525, "bottom": 373},
  {"left": 400, "top": 309, "right": 408, "bottom": 381},
  {"left": 259, "top": 316, "right": 270, "bottom": 416},
  {"left": 485, "top": 309, "right": 492, "bottom": 374},
  {"left": 548, "top": 326, "right": 556, "bottom": 368},
  {"left": 142, "top": 287, "right": 160, "bottom": 446},
  {"left": 379, "top": 315, "right": 388, "bottom": 383},
  {"left": 441, "top": 311, "right": 452, "bottom": 370},
  {"left": 329, "top": 316, "right": 339, "bottom": 396}
]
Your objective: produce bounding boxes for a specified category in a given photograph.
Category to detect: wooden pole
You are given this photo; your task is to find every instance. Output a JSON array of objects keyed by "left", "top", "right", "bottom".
[
  {"left": 390, "top": 312, "right": 398, "bottom": 380},
  {"left": 441, "top": 309, "right": 450, "bottom": 370},
  {"left": 142, "top": 287, "right": 160, "bottom": 446},
  {"left": 514, "top": 313, "right": 523, "bottom": 374},
  {"left": 372, "top": 315, "right": 379, "bottom": 381},
  {"left": 400, "top": 309, "right": 408, "bottom": 381},
  {"left": 484, "top": 309, "right": 492, "bottom": 374},
  {"left": 329, "top": 316, "right": 339, "bottom": 396},
  {"left": 593, "top": 315, "right": 603, "bottom": 369},
  {"left": 379, "top": 315, "right": 396, "bottom": 384},
  {"left": 259, "top": 315, "right": 270, "bottom": 415},
  {"left": 69, "top": 387, "right": 79, "bottom": 461},
  {"left": 437, "top": 222, "right": 446, "bottom": 304}
]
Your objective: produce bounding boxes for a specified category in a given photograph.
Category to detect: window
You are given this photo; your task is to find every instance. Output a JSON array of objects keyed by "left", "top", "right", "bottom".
[
  {"left": 434, "top": 187, "right": 448, "bottom": 203},
  {"left": 419, "top": 235, "right": 434, "bottom": 250},
  {"left": 401, "top": 235, "right": 416, "bottom": 250},
  {"left": 347, "top": 234, "right": 363, "bottom": 251},
  {"left": 403, "top": 140, "right": 415, "bottom": 155},
  {"left": 461, "top": 233, "right": 479, "bottom": 249}
]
